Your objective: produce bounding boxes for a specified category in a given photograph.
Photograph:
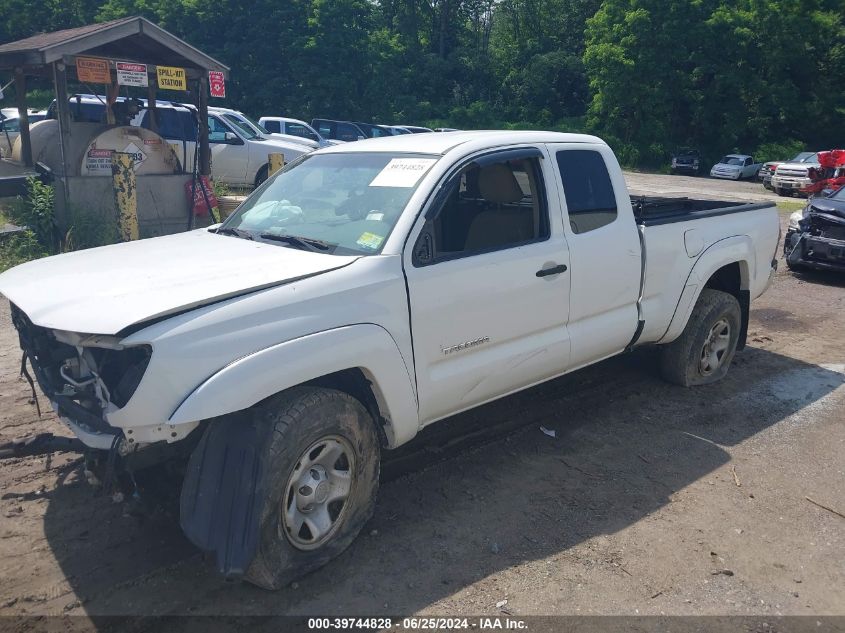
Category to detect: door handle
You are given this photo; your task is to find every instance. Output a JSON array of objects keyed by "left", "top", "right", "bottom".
[{"left": 536, "top": 264, "right": 568, "bottom": 277}]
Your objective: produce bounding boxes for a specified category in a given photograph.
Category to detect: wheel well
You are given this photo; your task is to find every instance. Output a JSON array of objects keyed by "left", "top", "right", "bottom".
[
  {"left": 254, "top": 163, "right": 269, "bottom": 187},
  {"left": 704, "top": 262, "right": 750, "bottom": 350},
  {"left": 305, "top": 368, "right": 391, "bottom": 448},
  {"left": 704, "top": 262, "right": 742, "bottom": 298}
]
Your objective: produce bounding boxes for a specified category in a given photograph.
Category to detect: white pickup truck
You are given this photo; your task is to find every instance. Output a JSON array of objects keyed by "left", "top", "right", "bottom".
[{"left": 0, "top": 131, "right": 780, "bottom": 589}]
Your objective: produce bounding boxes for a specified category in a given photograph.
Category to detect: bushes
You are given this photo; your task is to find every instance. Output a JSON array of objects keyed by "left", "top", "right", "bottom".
[
  {"left": 0, "top": 178, "right": 120, "bottom": 272},
  {"left": 64, "top": 206, "right": 121, "bottom": 252},
  {"left": 0, "top": 231, "right": 49, "bottom": 272},
  {"left": 4, "top": 177, "right": 57, "bottom": 252},
  {"left": 753, "top": 140, "right": 807, "bottom": 165}
]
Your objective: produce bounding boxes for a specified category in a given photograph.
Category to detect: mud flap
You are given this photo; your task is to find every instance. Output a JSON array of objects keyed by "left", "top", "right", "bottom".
[{"left": 179, "top": 414, "right": 270, "bottom": 578}]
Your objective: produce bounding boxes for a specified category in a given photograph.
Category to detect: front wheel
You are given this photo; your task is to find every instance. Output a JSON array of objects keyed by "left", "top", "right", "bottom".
[
  {"left": 244, "top": 387, "right": 380, "bottom": 589},
  {"left": 254, "top": 164, "right": 270, "bottom": 188},
  {"left": 659, "top": 289, "right": 741, "bottom": 387}
]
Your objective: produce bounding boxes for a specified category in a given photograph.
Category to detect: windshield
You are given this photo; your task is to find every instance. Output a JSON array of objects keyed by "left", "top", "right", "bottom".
[
  {"left": 220, "top": 152, "right": 438, "bottom": 255},
  {"left": 830, "top": 186, "right": 845, "bottom": 200},
  {"left": 791, "top": 152, "right": 818, "bottom": 163},
  {"left": 719, "top": 156, "right": 743, "bottom": 166},
  {"left": 222, "top": 113, "right": 261, "bottom": 140},
  {"left": 225, "top": 112, "right": 271, "bottom": 135}
]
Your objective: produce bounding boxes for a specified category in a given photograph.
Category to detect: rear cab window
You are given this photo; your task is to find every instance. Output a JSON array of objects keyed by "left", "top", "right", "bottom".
[
  {"left": 286, "top": 123, "right": 318, "bottom": 141},
  {"left": 263, "top": 120, "right": 281, "bottom": 133},
  {"left": 555, "top": 149, "right": 617, "bottom": 234},
  {"left": 141, "top": 109, "right": 196, "bottom": 142}
]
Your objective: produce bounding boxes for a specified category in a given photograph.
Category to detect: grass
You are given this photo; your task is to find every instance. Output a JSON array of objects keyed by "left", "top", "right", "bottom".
[{"left": 776, "top": 200, "right": 806, "bottom": 216}]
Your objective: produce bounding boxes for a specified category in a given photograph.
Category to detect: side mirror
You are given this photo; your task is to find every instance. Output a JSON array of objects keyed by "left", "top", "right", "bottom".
[
  {"left": 413, "top": 229, "right": 434, "bottom": 266},
  {"left": 224, "top": 131, "right": 240, "bottom": 144}
]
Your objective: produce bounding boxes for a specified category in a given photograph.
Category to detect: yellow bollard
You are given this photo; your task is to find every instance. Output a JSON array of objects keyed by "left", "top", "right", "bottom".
[
  {"left": 268, "top": 152, "right": 285, "bottom": 177},
  {"left": 111, "top": 152, "right": 139, "bottom": 241}
]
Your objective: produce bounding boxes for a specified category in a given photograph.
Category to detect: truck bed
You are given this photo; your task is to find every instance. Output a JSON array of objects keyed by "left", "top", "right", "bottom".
[{"left": 632, "top": 196, "right": 772, "bottom": 226}]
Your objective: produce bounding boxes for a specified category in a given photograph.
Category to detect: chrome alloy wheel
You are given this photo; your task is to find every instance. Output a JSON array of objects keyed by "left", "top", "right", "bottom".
[
  {"left": 282, "top": 436, "right": 355, "bottom": 550},
  {"left": 699, "top": 318, "right": 731, "bottom": 376}
]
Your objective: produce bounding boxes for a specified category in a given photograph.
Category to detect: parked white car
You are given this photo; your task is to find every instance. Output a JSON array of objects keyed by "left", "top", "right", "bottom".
[
  {"left": 132, "top": 103, "right": 312, "bottom": 186},
  {"left": 710, "top": 154, "right": 762, "bottom": 180},
  {"left": 43, "top": 95, "right": 312, "bottom": 187},
  {"left": 258, "top": 117, "right": 340, "bottom": 148},
  {"left": 210, "top": 107, "right": 320, "bottom": 150},
  {"left": 770, "top": 156, "right": 822, "bottom": 197},
  {"left": 0, "top": 131, "right": 780, "bottom": 589},
  {"left": 0, "top": 110, "right": 47, "bottom": 158}
]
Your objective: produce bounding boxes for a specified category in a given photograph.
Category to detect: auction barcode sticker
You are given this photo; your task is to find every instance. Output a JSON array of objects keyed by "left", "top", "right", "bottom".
[{"left": 369, "top": 158, "right": 437, "bottom": 188}]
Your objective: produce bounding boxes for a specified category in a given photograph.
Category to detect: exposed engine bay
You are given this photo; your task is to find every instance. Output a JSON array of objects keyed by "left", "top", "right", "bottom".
[
  {"left": 785, "top": 194, "right": 845, "bottom": 272},
  {"left": 11, "top": 302, "right": 152, "bottom": 438}
]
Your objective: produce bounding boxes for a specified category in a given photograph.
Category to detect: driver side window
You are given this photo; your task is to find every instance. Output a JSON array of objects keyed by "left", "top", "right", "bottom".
[
  {"left": 208, "top": 116, "right": 234, "bottom": 143},
  {"left": 415, "top": 154, "right": 549, "bottom": 265}
]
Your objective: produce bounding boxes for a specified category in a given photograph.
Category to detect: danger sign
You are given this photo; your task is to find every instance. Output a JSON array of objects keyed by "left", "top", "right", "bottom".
[
  {"left": 116, "top": 62, "right": 148, "bottom": 87},
  {"left": 209, "top": 71, "right": 226, "bottom": 98}
]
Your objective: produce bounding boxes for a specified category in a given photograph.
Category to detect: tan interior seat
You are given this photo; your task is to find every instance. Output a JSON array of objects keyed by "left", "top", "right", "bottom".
[{"left": 464, "top": 164, "right": 533, "bottom": 251}]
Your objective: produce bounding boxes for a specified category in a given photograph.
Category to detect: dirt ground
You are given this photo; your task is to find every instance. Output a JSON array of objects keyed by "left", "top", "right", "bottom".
[{"left": 0, "top": 176, "right": 843, "bottom": 622}]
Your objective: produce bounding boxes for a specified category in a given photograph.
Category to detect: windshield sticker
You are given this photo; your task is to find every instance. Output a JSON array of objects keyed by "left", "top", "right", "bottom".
[
  {"left": 356, "top": 232, "right": 385, "bottom": 250},
  {"left": 366, "top": 211, "right": 385, "bottom": 221},
  {"left": 369, "top": 158, "right": 437, "bottom": 188}
]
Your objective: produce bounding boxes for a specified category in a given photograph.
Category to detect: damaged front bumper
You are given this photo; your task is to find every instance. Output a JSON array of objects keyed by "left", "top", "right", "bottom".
[
  {"left": 785, "top": 220, "right": 845, "bottom": 273},
  {"left": 10, "top": 304, "right": 182, "bottom": 452}
]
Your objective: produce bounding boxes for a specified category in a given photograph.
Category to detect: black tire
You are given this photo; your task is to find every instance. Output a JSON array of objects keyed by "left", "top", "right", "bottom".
[
  {"left": 244, "top": 387, "right": 380, "bottom": 590},
  {"left": 254, "top": 164, "right": 270, "bottom": 188},
  {"left": 659, "top": 289, "right": 741, "bottom": 387}
]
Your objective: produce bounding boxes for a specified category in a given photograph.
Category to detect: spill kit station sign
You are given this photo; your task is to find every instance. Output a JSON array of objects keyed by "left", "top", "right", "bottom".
[
  {"left": 157, "top": 65, "right": 187, "bottom": 90},
  {"left": 76, "top": 57, "right": 111, "bottom": 84},
  {"left": 116, "top": 62, "right": 148, "bottom": 87}
]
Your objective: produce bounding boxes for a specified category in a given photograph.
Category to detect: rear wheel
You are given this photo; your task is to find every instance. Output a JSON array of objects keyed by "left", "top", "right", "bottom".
[
  {"left": 659, "top": 289, "right": 741, "bottom": 387},
  {"left": 244, "top": 387, "right": 380, "bottom": 589}
]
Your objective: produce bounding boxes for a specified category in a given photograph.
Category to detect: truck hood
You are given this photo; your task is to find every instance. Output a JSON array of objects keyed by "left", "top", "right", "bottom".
[
  {"left": 268, "top": 133, "right": 319, "bottom": 150},
  {"left": 712, "top": 164, "right": 741, "bottom": 173},
  {"left": 808, "top": 197, "right": 845, "bottom": 221},
  {"left": 775, "top": 162, "right": 817, "bottom": 175},
  {"left": 256, "top": 137, "right": 315, "bottom": 154},
  {"left": 0, "top": 229, "right": 359, "bottom": 335}
]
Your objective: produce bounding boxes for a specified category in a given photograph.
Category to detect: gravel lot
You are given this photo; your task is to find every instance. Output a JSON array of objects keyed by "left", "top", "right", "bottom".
[{"left": 0, "top": 173, "right": 842, "bottom": 623}]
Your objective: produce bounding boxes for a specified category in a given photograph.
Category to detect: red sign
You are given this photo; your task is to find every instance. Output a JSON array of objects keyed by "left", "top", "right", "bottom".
[
  {"left": 209, "top": 71, "right": 226, "bottom": 98},
  {"left": 184, "top": 176, "right": 219, "bottom": 217}
]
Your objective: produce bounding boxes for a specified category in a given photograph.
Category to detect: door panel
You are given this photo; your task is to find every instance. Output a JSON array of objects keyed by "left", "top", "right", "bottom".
[
  {"left": 546, "top": 143, "right": 641, "bottom": 368},
  {"left": 404, "top": 148, "right": 571, "bottom": 424},
  {"left": 208, "top": 116, "right": 248, "bottom": 184}
]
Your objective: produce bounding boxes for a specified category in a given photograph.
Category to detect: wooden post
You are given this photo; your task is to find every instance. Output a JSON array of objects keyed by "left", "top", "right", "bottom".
[
  {"left": 112, "top": 152, "right": 139, "bottom": 241},
  {"left": 147, "top": 81, "right": 158, "bottom": 133},
  {"left": 13, "top": 68, "right": 33, "bottom": 167},
  {"left": 268, "top": 152, "right": 284, "bottom": 176},
  {"left": 197, "top": 76, "right": 210, "bottom": 176},
  {"left": 53, "top": 62, "right": 71, "bottom": 150},
  {"left": 52, "top": 61, "right": 71, "bottom": 233}
]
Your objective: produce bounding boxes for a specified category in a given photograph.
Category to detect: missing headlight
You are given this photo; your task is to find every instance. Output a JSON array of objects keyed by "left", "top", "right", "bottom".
[{"left": 88, "top": 345, "right": 152, "bottom": 408}]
